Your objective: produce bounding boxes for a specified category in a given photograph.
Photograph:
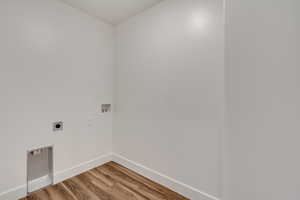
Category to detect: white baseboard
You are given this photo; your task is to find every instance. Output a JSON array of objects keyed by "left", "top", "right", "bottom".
[
  {"left": 0, "top": 153, "right": 220, "bottom": 200},
  {"left": 0, "top": 185, "right": 26, "bottom": 200},
  {"left": 54, "top": 153, "right": 112, "bottom": 184},
  {"left": 0, "top": 153, "right": 112, "bottom": 200},
  {"left": 28, "top": 175, "right": 52, "bottom": 193},
  {"left": 111, "top": 153, "right": 221, "bottom": 200}
]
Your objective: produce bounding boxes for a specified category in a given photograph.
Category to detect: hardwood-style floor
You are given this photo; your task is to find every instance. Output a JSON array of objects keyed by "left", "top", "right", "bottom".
[{"left": 21, "top": 161, "right": 189, "bottom": 200}]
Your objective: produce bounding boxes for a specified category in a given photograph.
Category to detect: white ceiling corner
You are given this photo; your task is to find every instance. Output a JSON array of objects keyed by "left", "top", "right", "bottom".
[{"left": 59, "top": 0, "right": 164, "bottom": 25}]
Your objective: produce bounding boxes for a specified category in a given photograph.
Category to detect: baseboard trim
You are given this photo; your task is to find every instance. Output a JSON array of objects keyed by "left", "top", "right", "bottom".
[
  {"left": 54, "top": 153, "right": 112, "bottom": 184},
  {"left": 0, "top": 185, "right": 26, "bottom": 200},
  {"left": 28, "top": 175, "right": 52, "bottom": 194},
  {"left": 0, "top": 153, "right": 220, "bottom": 200},
  {"left": 0, "top": 153, "right": 112, "bottom": 200},
  {"left": 111, "top": 153, "right": 220, "bottom": 200}
]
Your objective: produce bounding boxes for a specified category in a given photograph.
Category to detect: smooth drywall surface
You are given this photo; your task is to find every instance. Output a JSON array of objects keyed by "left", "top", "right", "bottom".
[
  {"left": 0, "top": 0, "right": 114, "bottom": 194},
  {"left": 60, "top": 0, "right": 163, "bottom": 25},
  {"left": 226, "top": 0, "right": 300, "bottom": 199},
  {"left": 114, "top": 0, "right": 224, "bottom": 197}
]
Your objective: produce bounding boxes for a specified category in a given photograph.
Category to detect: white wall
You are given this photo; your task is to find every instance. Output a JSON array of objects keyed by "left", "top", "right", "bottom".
[
  {"left": 0, "top": 0, "right": 114, "bottom": 195},
  {"left": 114, "top": 0, "right": 224, "bottom": 198},
  {"left": 4, "top": 0, "right": 298, "bottom": 199},
  {"left": 226, "top": 0, "right": 300, "bottom": 199}
]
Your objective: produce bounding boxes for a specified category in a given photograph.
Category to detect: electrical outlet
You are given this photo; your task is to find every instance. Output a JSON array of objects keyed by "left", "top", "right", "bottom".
[{"left": 53, "top": 121, "right": 63, "bottom": 132}]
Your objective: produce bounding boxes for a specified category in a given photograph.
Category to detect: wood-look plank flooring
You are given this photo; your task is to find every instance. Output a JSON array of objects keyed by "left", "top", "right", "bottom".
[{"left": 20, "top": 161, "right": 189, "bottom": 200}]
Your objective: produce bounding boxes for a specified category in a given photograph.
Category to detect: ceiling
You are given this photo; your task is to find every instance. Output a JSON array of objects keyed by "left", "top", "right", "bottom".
[{"left": 60, "top": 0, "right": 163, "bottom": 25}]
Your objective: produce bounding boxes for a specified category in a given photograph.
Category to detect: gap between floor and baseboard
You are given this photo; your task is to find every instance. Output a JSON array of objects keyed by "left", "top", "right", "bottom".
[{"left": 0, "top": 153, "right": 220, "bottom": 200}]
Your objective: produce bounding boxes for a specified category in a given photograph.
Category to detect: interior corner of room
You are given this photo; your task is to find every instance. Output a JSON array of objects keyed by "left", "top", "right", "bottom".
[{"left": 0, "top": 0, "right": 299, "bottom": 200}]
